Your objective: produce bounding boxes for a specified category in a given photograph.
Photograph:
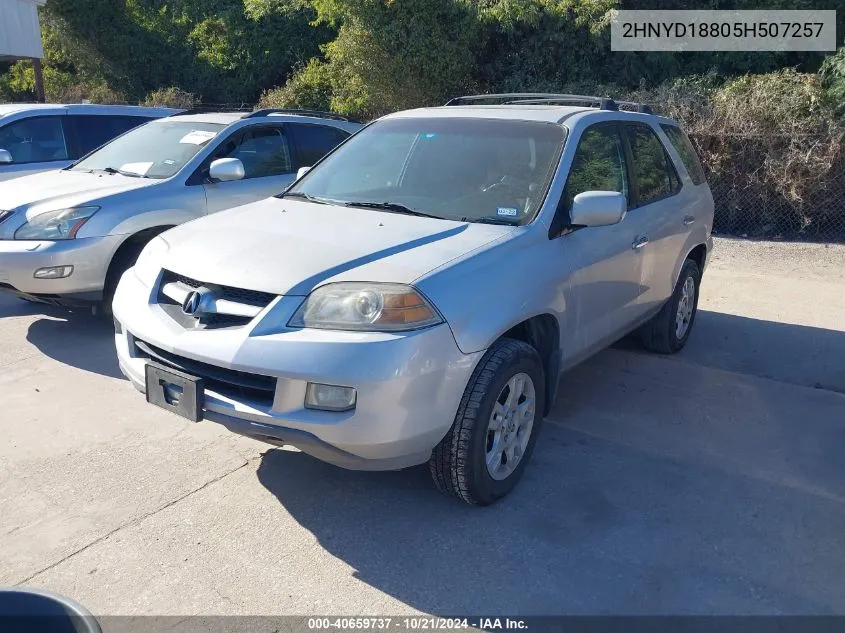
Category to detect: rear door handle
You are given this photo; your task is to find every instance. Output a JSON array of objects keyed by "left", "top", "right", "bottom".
[
  {"left": 632, "top": 236, "right": 649, "bottom": 250},
  {"left": 683, "top": 215, "right": 696, "bottom": 226}
]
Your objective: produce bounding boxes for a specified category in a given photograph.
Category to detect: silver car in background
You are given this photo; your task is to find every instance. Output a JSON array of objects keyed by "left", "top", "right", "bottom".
[
  {"left": 0, "top": 103, "right": 177, "bottom": 181},
  {"left": 113, "top": 93, "right": 714, "bottom": 505},
  {"left": 0, "top": 108, "right": 361, "bottom": 310}
]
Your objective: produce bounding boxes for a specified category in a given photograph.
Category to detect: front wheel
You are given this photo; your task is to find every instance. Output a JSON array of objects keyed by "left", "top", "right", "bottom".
[
  {"left": 101, "top": 240, "right": 149, "bottom": 317},
  {"left": 429, "top": 338, "right": 545, "bottom": 506},
  {"left": 639, "top": 258, "right": 701, "bottom": 354}
]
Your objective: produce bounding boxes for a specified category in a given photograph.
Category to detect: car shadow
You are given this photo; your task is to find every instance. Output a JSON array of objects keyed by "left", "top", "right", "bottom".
[
  {"left": 0, "top": 295, "right": 123, "bottom": 379},
  {"left": 0, "top": 294, "right": 45, "bottom": 319},
  {"left": 255, "top": 429, "right": 840, "bottom": 615},
  {"left": 255, "top": 310, "right": 845, "bottom": 615},
  {"left": 26, "top": 315, "right": 123, "bottom": 379},
  {"left": 668, "top": 310, "right": 844, "bottom": 393}
]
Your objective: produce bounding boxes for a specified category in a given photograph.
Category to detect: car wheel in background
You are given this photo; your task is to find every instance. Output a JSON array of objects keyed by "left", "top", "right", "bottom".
[
  {"left": 429, "top": 338, "right": 545, "bottom": 506},
  {"left": 101, "top": 239, "right": 150, "bottom": 317},
  {"left": 639, "top": 258, "right": 701, "bottom": 354}
]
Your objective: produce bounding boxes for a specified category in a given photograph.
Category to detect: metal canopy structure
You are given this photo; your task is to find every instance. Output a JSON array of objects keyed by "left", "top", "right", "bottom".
[{"left": 0, "top": 0, "right": 47, "bottom": 101}]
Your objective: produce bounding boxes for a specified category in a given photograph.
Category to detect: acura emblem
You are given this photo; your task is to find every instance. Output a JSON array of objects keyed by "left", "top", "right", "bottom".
[{"left": 182, "top": 290, "right": 203, "bottom": 315}]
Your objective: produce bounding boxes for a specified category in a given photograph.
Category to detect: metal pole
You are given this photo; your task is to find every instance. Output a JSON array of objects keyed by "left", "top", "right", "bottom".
[{"left": 32, "top": 57, "right": 46, "bottom": 102}]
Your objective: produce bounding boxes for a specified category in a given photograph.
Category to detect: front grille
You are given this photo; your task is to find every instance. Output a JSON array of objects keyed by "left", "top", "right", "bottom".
[
  {"left": 201, "top": 313, "right": 254, "bottom": 328},
  {"left": 134, "top": 337, "right": 277, "bottom": 406},
  {"left": 0, "top": 210, "right": 11, "bottom": 225},
  {"left": 161, "top": 270, "right": 276, "bottom": 307},
  {"left": 157, "top": 269, "right": 277, "bottom": 330}
]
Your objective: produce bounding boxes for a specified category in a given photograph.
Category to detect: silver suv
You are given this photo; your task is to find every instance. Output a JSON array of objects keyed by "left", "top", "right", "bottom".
[
  {"left": 0, "top": 108, "right": 361, "bottom": 310},
  {"left": 113, "top": 93, "right": 714, "bottom": 505}
]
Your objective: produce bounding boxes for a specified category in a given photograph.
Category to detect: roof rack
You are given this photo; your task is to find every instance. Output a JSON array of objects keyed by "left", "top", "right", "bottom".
[
  {"left": 169, "top": 106, "right": 252, "bottom": 117},
  {"left": 243, "top": 108, "right": 361, "bottom": 123},
  {"left": 614, "top": 100, "right": 653, "bottom": 114},
  {"left": 444, "top": 93, "right": 652, "bottom": 114}
]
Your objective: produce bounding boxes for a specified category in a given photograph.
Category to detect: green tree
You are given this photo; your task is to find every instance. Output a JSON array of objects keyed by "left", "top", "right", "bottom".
[
  {"left": 2, "top": 0, "right": 325, "bottom": 104},
  {"left": 821, "top": 47, "right": 845, "bottom": 114}
]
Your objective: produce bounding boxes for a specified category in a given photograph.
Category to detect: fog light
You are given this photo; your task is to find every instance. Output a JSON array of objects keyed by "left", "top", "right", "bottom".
[
  {"left": 34, "top": 265, "right": 73, "bottom": 279},
  {"left": 304, "top": 383, "right": 357, "bottom": 412}
]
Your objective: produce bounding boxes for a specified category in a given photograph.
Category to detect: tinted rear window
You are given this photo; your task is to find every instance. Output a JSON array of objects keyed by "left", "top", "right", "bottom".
[
  {"left": 660, "top": 124, "right": 706, "bottom": 186},
  {"left": 623, "top": 123, "right": 680, "bottom": 206},
  {"left": 287, "top": 123, "right": 350, "bottom": 168},
  {"left": 66, "top": 115, "right": 155, "bottom": 157}
]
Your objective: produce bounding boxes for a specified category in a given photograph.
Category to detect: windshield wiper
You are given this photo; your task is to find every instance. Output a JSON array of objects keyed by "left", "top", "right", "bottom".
[
  {"left": 461, "top": 216, "right": 519, "bottom": 226},
  {"left": 98, "top": 166, "right": 144, "bottom": 178},
  {"left": 277, "top": 191, "right": 331, "bottom": 204},
  {"left": 344, "top": 201, "right": 442, "bottom": 219}
]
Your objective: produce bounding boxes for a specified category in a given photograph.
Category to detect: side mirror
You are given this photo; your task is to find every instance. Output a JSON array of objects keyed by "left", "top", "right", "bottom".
[
  {"left": 296, "top": 166, "right": 311, "bottom": 180},
  {"left": 0, "top": 149, "right": 12, "bottom": 164},
  {"left": 209, "top": 158, "right": 245, "bottom": 182},
  {"left": 570, "top": 191, "right": 626, "bottom": 228}
]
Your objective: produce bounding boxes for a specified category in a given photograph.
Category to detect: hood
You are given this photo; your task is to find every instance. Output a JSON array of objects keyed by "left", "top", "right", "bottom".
[
  {"left": 160, "top": 198, "right": 516, "bottom": 295},
  {"left": 0, "top": 169, "right": 156, "bottom": 213}
]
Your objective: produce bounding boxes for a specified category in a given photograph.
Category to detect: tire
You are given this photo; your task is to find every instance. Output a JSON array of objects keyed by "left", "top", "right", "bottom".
[
  {"left": 101, "top": 240, "right": 148, "bottom": 317},
  {"left": 639, "top": 258, "right": 701, "bottom": 354},
  {"left": 429, "top": 338, "right": 545, "bottom": 506}
]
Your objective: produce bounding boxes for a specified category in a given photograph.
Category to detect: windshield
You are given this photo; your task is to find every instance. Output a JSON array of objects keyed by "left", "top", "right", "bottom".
[
  {"left": 71, "top": 121, "right": 225, "bottom": 179},
  {"left": 284, "top": 117, "right": 565, "bottom": 225}
]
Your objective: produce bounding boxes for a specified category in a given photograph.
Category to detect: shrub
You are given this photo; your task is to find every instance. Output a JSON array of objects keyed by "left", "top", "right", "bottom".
[
  {"left": 142, "top": 87, "right": 199, "bottom": 109},
  {"left": 820, "top": 47, "right": 845, "bottom": 114},
  {"left": 48, "top": 80, "right": 128, "bottom": 104},
  {"left": 0, "top": 58, "right": 128, "bottom": 104},
  {"left": 258, "top": 59, "right": 333, "bottom": 111},
  {"left": 650, "top": 71, "right": 844, "bottom": 239}
]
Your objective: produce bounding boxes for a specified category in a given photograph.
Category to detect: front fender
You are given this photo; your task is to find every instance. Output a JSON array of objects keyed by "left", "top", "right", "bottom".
[
  {"left": 109, "top": 208, "right": 202, "bottom": 237},
  {"left": 417, "top": 232, "right": 569, "bottom": 355}
]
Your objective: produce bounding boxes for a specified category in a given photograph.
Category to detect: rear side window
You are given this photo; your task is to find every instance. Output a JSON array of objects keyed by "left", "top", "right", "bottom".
[
  {"left": 563, "top": 123, "right": 629, "bottom": 212},
  {"left": 0, "top": 116, "right": 68, "bottom": 163},
  {"left": 623, "top": 123, "right": 680, "bottom": 206},
  {"left": 287, "top": 123, "right": 350, "bottom": 168},
  {"left": 65, "top": 115, "right": 154, "bottom": 157},
  {"left": 660, "top": 124, "right": 706, "bottom": 185}
]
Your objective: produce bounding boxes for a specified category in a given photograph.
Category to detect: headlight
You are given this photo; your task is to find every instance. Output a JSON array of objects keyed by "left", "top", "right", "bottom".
[
  {"left": 133, "top": 236, "right": 169, "bottom": 287},
  {"left": 14, "top": 206, "right": 100, "bottom": 240},
  {"left": 289, "top": 282, "right": 443, "bottom": 331}
]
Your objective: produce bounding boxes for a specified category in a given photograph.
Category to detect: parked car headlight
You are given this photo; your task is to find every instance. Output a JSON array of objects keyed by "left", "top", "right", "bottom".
[
  {"left": 133, "top": 236, "right": 169, "bottom": 287},
  {"left": 14, "top": 206, "right": 100, "bottom": 240},
  {"left": 289, "top": 282, "right": 443, "bottom": 331}
]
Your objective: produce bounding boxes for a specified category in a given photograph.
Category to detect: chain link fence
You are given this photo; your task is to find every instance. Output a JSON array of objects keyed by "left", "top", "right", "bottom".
[
  {"left": 708, "top": 170, "right": 845, "bottom": 242},
  {"left": 690, "top": 131, "right": 845, "bottom": 243}
]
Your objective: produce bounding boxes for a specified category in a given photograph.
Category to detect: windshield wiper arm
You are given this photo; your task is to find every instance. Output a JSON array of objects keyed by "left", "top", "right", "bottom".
[
  {"left": 98, "top": 166, "right": 144, "bottom": 178},
  {"left": 277, "top": 191, "right": 330, "bottom": 204},
  {"left": 461, "top": 216, "right": 518, "bottom": 226},
  {"left": 344, "top": 201, "right": 442, "bottom": 219}
]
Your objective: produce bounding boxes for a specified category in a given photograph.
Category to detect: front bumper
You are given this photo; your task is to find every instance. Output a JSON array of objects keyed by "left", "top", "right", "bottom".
[
  {"left": 0, "top": 236, "right": 120, "bottom": 303},
  {"left": 113, "top": 269, "right": 482, "bottom": 470}
]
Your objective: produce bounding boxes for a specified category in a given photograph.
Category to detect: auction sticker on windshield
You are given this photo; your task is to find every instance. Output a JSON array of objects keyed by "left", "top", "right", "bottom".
[
  {"left": 119, "top": 161, "right": 154, "bottom": 176},
  {"left": 180, "top": 130, "right": 218, "bottom": 145}
]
